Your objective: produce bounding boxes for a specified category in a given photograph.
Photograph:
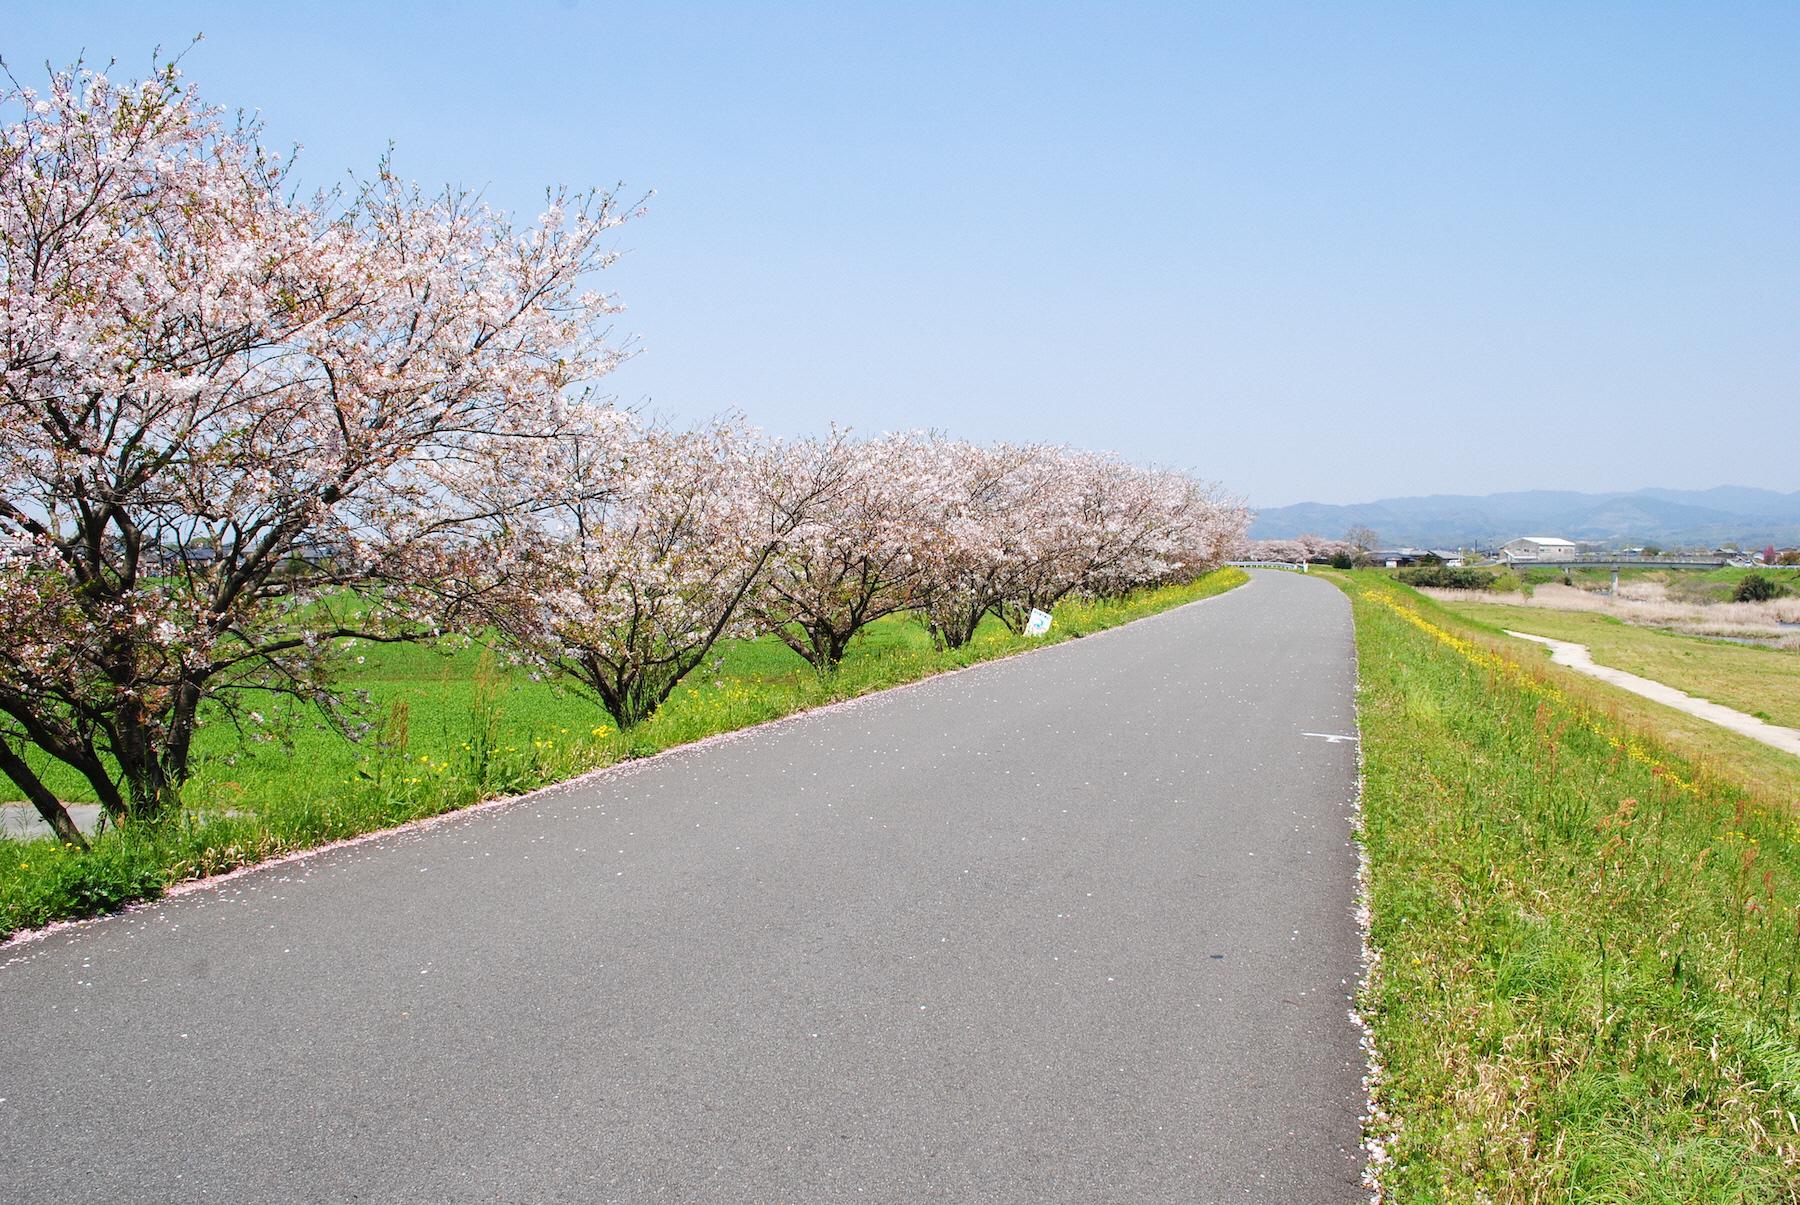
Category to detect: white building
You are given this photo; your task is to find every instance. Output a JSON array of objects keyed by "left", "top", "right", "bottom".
[{"left": 1500, "top": 536, "right": 1577, "bottom": 561}]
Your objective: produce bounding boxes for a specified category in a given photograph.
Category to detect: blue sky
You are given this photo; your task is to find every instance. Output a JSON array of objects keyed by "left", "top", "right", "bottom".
[{"left": 8, "top": 2, "right": 1796, "bottom": 506}]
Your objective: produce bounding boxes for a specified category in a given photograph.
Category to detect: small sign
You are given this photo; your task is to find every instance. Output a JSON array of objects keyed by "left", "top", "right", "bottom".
[{"left": 1024, "top": 608, "right": 1053, "bottom": 637}]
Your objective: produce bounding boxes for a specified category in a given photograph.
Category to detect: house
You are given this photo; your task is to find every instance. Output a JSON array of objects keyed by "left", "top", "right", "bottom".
[
  {"left": 149, "top": 543, "right": 218, "bottom": 573},
  {"left": 1368, "top": 547, "right": 1433, "bottom": 568},
  {"left": 1500, "top": 536, "right": 1577, "bottom": 562}
]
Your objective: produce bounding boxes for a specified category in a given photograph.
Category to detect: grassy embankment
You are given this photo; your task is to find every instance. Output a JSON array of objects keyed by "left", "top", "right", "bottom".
[
  {"left": 0, "top": 568, "right": 1246, "bottom": 940},
  {"left": 1440, "top": 599, "right": 1800, "bottom": 732},
  {"left": 1521, "top": 566, "right": 1800, "bottom": 600},
  {"left": 1345, "top": 570, "right": 1800, "bottom": 1200}
]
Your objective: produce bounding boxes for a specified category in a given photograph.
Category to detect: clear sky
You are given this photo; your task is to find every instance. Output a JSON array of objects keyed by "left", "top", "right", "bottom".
[{"left": 7, "top": 2, "right": 1797, "bottom": 506}]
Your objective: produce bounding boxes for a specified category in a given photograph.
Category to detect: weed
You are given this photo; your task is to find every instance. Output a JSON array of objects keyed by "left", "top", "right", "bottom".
[{"left": 1342, "top": 572, "right": 1800, "bottom": 1199}]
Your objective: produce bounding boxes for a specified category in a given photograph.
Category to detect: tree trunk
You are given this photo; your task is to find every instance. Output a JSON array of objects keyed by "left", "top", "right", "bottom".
[
  {"left": 0, "top": 738, "right": 89, "bottom": 849},
  {"left": 110, "top": 721, "right": 179, "bottom": 824},
  {"left": 773, "top": 625, "right": 824, "bottom": 673},
  {"left": 774, "top": 617, "right": 860, "bottom": 675},
  {"left": 106, "top": 681, "right": 203, "bottom": 824},
  {"left": 804, "top": 622, "right": 853, "bottom": 674},
  {"left": 590, "top": 675, "right": 636, "bottom": 731},
  {"left": 586, "top": 664, "right": 669, "bottom": 731},
  {"left": 928, "top": 603, "right": 984, "bottom": 651},
  {"left": 122, "top": 761, "right": 178, "bottom": 825}
]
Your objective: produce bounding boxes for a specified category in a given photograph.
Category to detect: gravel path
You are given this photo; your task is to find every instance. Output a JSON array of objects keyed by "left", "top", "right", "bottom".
[{"left": 1507, "top": 629, "right": 1800, "bottom": 757}]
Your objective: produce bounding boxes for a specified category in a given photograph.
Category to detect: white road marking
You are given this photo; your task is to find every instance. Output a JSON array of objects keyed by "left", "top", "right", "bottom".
[{"left": 1302, "top": 732, "right": 1359, "bottom": 744}]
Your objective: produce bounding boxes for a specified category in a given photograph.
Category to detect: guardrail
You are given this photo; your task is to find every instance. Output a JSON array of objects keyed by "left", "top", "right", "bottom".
[{"left": 1227, "top": 560, "right": 1308, "bottom": 572}]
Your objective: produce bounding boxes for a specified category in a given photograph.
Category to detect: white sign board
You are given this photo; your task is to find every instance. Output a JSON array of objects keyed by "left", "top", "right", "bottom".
[{"left": 1024, "top": 608, "right": 1053, "bottom": 637}]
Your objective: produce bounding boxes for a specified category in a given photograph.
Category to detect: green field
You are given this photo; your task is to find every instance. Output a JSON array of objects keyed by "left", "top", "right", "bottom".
[
  {"left": 1518, "top": 565, "right": 1800, "bottom": 603},
  {"left": 1342, "top": 572, "right": 1800, "bottom": 1199},
  {"left": 0, "top": 569, "right": 1246, "bottom": 938},
  {"left": 1440, "top": 600, "right": 1800, "bottom": 732}
]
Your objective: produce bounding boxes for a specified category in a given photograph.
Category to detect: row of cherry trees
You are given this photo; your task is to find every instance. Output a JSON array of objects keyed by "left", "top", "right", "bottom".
[
  {"left": 1237, "top": 534, "right": 1357, "bottom": 564},
  {"left": 0, "top": 60, "right": 1244, "bottom": 844},
  {"left": 467, "top": 421, "right": 1246, "bottom": 732}
]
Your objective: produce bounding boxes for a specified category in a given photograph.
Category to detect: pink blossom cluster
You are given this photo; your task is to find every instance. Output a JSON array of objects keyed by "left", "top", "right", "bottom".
[
  {"left": 1238, "top": 535, "right": 1354, "bottom": 564},
  {"left": 896, "top": 436, "right": 1246, "bottom": 649},
  {"left": 0, "top": 59, "right": 1244, "bottom": 839},
  {"left": 460, "top": 421, "right": 1247, "bottom": 727},
  {"left": 0, "top": 60, "right": 634, "bottom": 836}
]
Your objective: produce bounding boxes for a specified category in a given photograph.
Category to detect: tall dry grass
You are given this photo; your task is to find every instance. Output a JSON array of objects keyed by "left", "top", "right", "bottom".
[{"left": 1419, "top": 581, "right": 1800, "bottom": 648}]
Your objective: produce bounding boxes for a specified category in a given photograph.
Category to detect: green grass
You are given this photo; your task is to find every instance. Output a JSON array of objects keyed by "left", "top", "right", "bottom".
[
  {"left": 1518, "top": 566, "right": 1800, "bottom": 603},
  {"left": 1340, "top": 571, "right": 1800, "bottom": 1200},
  {"left": 0, "top": 569, "right": 1246, "bottom": 939},
  {"left": 1685, "top": 567, "right": 1800, "bottom": 604},
  {"left": 1441, "top": 600, "right": 1800, "bottom": 732}
]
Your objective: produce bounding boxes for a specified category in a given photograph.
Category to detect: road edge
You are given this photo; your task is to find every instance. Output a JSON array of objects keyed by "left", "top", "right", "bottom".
[{"left": 1, "top": 573, "right": 1254, "bottom": 959}]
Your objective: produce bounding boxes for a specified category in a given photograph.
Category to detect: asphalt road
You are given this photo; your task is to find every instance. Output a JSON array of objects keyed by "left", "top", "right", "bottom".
[{"left": 0, "top": 570, "right": 1365, "bottom": 1203}]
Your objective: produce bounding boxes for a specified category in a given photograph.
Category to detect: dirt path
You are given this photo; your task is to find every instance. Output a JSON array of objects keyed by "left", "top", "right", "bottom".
[{"left": 1506, "top": 630, "right": 1800, "bottom": 758}]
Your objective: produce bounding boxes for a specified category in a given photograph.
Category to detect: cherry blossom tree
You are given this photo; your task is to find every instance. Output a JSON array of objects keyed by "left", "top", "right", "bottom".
[
  {"left": 911, "top": 439, "right": 1039, "bottom": 649},
  {"left": 473, "top": 417, "right": 846, "bottom": 729},
  {"left": 910, "top": 441, "right": 1244, "bottom": 646},
  {"left": 0, "top": 59, "right": 636, "bottom": 841},
  {"left": 0, "top": 55, "right": 1255, "bottom": 844},
  {"left": 1240, "top": 537, "right": 1308, "bottom": 563},
  {"left": 1239, "top": 533, "right": 1355, "bottom": 564},
  {"left": 758, "top": 431, "right": 941, "bottom": 672},
  {"left": 1135, "top": 471, "right": 1245, "bottom": 585},
  {"left": 991, "top": 450, "right": 1229, "bottom": 625}
]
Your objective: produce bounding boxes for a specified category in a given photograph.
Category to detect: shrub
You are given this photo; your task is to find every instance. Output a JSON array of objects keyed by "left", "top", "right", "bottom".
[
  {"left": 1396, "top": 565, "right": 1501, "bottom": 590},
  {"left": 1733, "top": 572, "right": 1789, "bottom": 603}
]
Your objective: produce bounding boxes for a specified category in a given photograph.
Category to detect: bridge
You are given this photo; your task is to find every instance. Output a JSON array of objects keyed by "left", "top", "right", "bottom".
[
  {"left": 1503, "top": 555, "right": 1731, "bottom": 571},
  {"left": 1226, "top": 559, "right": 1308, "bottom": 572}
]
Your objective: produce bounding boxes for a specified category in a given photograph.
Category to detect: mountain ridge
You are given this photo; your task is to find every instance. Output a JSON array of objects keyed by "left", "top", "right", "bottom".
[{"left": 1248, "top": 486, "right": 1800, "bottom": 548}]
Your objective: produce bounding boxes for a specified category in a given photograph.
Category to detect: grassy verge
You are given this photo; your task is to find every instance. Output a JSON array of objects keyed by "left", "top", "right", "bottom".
[
  {"left": 1341, "top": 571, "right": 1800, "bottom": 1200},
  {"left": 1520, "top": 566, "right": 1800, "bottom": 601},
  {"left": 1438, "top": 599, "right": 1800, "bottom": 731},
  {"left": 0, "top": 569, "right": 1246, "bottom": 940}
]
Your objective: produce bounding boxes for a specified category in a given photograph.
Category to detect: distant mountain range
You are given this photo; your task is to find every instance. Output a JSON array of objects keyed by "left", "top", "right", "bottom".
[{"left": 1248, "top": 486, "right": 1800, "bottom": 549}]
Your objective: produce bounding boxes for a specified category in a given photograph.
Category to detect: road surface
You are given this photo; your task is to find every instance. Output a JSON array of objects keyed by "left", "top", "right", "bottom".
[{"left": 0, "top": 570, "right": 1366, "bottom": 1202}]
